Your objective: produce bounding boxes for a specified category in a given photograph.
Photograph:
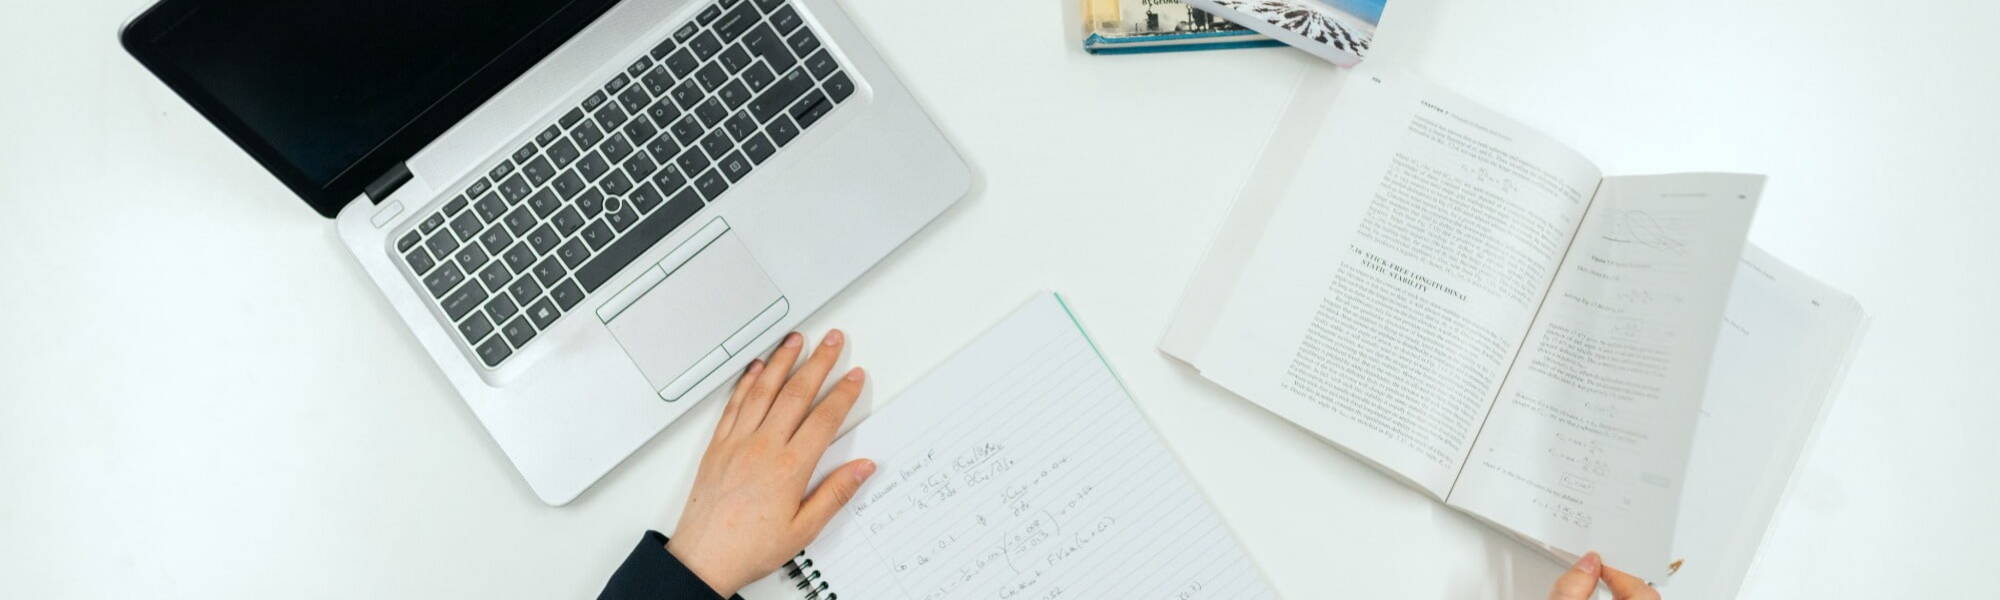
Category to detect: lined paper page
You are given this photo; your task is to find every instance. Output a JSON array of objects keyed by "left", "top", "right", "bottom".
[{"left": 798, "top": 293, "right": 1275, "bottom": 600}]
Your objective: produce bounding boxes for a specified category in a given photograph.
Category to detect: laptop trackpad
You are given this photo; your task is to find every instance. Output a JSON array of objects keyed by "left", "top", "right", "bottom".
[{"left": 605, "top": 230, "right": 783, "bottom": 393}]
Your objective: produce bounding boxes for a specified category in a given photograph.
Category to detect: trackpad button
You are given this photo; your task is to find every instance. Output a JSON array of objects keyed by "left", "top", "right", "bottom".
[{"left": 605, "top": 230, "right": 781, "bottom": 391}]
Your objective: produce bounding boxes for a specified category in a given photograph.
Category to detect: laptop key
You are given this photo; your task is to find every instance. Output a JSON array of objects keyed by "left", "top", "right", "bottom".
[
  {"left": 627, "top": 56, "right": 652, "bottom": 78},
  {"left": 646, "top": 99, "right": 682, "bottom": 129},
  {"left": 501, "top": 315, "right": 536, "bottom": 347},
  {"left": 601, "top": 169, "right": 635, "bottom": 197},
  {"left": 784, "top": 24, "right": 819, "bottom": 56},
  {"left": 717, "top": 80, "right": 751, "bottom": 110},
  {"left": 754, "top": 0, "right": 786, "bottom": 11},
  {"left": 477, "top": 260, "right": 511, "bottom": 291},
  {"left": 623, "top": 111, "right": 658, "bottom": 144},
  {"left": 675, "top": 146, "right": 711, "bottom": 175},
  {"left": 631, "top": 182, "right": 666, "bottom": 213},
  {"left": 669, "top": 115, "right": 704, "bottom": 146},
  {"left": 580, "top": 219, "right": 614, "bottom": 250},
  {"left": 551, "top": 170, "right": 586, "bottom": 200},
  {"left": 742, "top": 25, "right": 796, "bottom": 73},
  {"left": 695, "top": 5, "right": 722, "bottom": 25},
  {"left": 532, "top": 257, "right": 567, "bottom": 288},
  {"left": 459, "top": 311, "right": 495, "bottom": 345},
  {"left": 803, "top": 50, "right": 835, "bottom": 79},
  {"left": 574, "top": 186, "right": 703, "bottom": 292},
  {"left": 502, "top": 242, "right": 537, "bottom": 272},
  {"left": 425, "top": 228, "right": 459, "bottom": 258},
  {"left": 559, "top": 107, "right": 586, "bottom": 129},
  {"left": 617, "top": 85, "right": 651, "bottom": 114},
  {"left": 601, "top": 133, "right": 635, "bottom": 164},
  {"left": 743, "top": 61, "right": 777, "bottom": 91},
  {"left": 441, "top": 280, "right": 486, "bottom": 321},
  {"left": 557, "top": 238, "right": 590, "bottom": 269},
  {"left": 526, "top": 297, "right": 561, "bottom": 329},
  {"left": 650, "top": 38, "right": 678, "bottom": 60},
  {"left": 823, "top": 72, "right": 853, "bottom": 102},
  {"left": 451, "top": 214, "right": 483, "bottom": 242},
  {"left": 594, "top": 101, "right": 629, "bottom": 131},
  {"left": 694, "top": 98, "right": 728, "bottom": 128},
  {"left": 475, "top": 336, "right": 512, "bottom": 367},
  {"left": 664, "top": 48, "right": 700, "bottom": 79},
  {"left": 512, "top": 143, "right": 539, "bottom": 164},
  {"left": 651, "top": 163, "right": 689, "bottom": 194},
  {"left": 689, "top": 31, "right": 723, "bottom": 59},
  {"left": 546, "top": 138, "right": 581, "bottom": 169},
  {"left": 572, "top": 120, "right": 605, "bottom": 149},
  {"left": 486, "top": 293, "right": 520, "bottom": 324},
  {"left": 423, "top": 261, "right": 465, "bottom": 299},
  {"left": 698, "top": 130, "right": 733, "bottom": 160},
  {"left": 404, "top": 247, "right": 436, "bottom": 275},
  {"left": 537, "top": 124, "right": 563, "bottom": 146},
  {"left": 467, "top": 178, "right": 492, "bottom": 199},
  {"left": 455, "top": 242, "right": 490, "bottom": 273},
  {"left": 771, "top": 5, "right": 803, "bottom": 33},
  {"left": 742, "top": 132, "right": 775, "bottom": 164},
  {"left": 576, "top": 152, "right": 610, "bottom": 182},
  {"left": 641, "top": 66, "right": 674, "bottom": 97},
  {"left": 606, "top": 202, "right": 638, "bottom": 231},
  {"left": 718, "top": 151, "right": 752, "bottom": 183},
  {"left": 750, "top": 68, "right": 810, "bottom": 122},
  {"left": 714, "top": 4, "right": 760, "bottom": 42},
  {"left": 508, "top": 274, "right": 544, "bottom": 307},
  {"left": 488, "top": 161, "right": 515, "bottom": 182},
  {"left": 789, "top": 89, "right": 831, "bottom": 127},
  {"left": 575, "top": 188, "right": 606, "bottom": 218},
  {"left": 670, "top": 80, "right": 704, "bottom": 111},
  {"left": 694, "top": 168, "right": 729, "bottom": 200},
  {"left": 444, "top": 195, "right": 469, "bottom": 215},
  {"left": 420, "top": 213, "right": 446, "bottom": 233},
  {"left": 625, "top": 150, "right": 659, "bottom": 180},
  {"left": 724, "top": 111, "right": 757, "bottom": 141},
  {"left": 582, "top": 90, "right": 608, "bottom": 111},
  {"left": 604, "top": 73, "right": 630, "bottom": 95},
  {"left": 397, "top": 230, "right": 422, "bottom": 252},
  {"left": 475, "top": 193, "right": 508, "bottom": 222},
  {"left": 521, "top": 156, "right": 555, "bottom": 186},
  {"left": 551, "top": 279, "right": 585, "bottom": 310},
  {"left": 766, "top": 115, "right": 800, "bottom": 146},
  {"left": 497, "top": 175, "right": 533, "bottom": 204},
  {"left": 552, "top": 206, "right": 586, "bottom": 236},
  {"left": 717, "top": 45, "right": 753, "bottom": 74},
  {"left": 695, "top": 63, "right": 728, "bottom": 92},
  {"left": 481, "top": 222, "right": 516, "bottom": 252},
  {"left": 526, "top": 224, "right": 560, "bottom": 254},
  {"left": 527, "top": 187, "right": 563, "bottom": 218}
]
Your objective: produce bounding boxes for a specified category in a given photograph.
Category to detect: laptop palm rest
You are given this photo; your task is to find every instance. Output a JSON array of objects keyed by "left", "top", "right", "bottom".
[{"left": 603, "top": 225, "right": 786, "bottom": 401}]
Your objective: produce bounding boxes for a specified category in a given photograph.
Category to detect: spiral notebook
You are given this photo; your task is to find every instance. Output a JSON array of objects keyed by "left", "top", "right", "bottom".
[{"left": 775, "top": 293, "right": 1276, "bottom": 600}]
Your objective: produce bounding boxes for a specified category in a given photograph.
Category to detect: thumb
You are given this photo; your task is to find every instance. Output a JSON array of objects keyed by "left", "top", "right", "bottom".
[
  {"left": 794, "top": 459, "right": 877, "bottom": 537},
  {"left": 1600, "top": 564, "right": 1660, "bottom": 600},
  {"left": 1548, "top": 552, "right": 1603, "bottom": 600}
]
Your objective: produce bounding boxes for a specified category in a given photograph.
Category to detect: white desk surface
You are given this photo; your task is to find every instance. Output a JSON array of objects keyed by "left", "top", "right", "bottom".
[{"left": 3, "top": 0, "right": 1994, "bottom": 597}]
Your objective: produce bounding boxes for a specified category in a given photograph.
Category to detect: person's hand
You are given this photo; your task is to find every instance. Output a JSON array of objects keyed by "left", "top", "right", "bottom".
[
  {"left": 665, "top": 330, "right": 877, "bottom": 597},
  {"left": 1548, "top": 552, "right": 1660, "bottom": 600}
]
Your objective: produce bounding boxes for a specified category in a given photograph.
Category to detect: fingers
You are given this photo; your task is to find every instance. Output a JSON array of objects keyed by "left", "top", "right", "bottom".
[
  {"left": 1548, "top": 552, "right": 1602, "bottom": 600},
  {"left": 759, "top": 329, "right": 846, "bottom": 438},
  {"left": 790, "top": 367, "right": 865, "bottom": 452},
  {"left": 1601, "top": 564, "right": 1659, "bottom": 600},
  {"left": 792, "top": 458, "right": 877, "bottom": 538},
  {"left": 711, "top": 359, "right": 764, "bottom": 443},
  {"left": 730, "top": 332, "right": 806, "bottom": 436}
]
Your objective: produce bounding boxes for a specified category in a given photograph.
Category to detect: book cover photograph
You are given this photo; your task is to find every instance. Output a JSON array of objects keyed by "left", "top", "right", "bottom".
[
  {"left": 1083, "top": 0, "right": 1283, "bottom": 54},
  {"left": 1191, "top": 0, "right": 1389, "bottom": 65}
]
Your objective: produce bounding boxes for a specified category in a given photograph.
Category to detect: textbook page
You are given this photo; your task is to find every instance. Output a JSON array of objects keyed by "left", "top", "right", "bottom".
[
  {"left": 799, "top": 293, "right": 1277, "bottom": 600},
  {"left": 1660, "top": 244, "right": 1866, "bottom": 598},
  {"left": 1197, "top": 70, "right": 1602, "bottom": 497},
  {"left": 1447, "top": 174, "right": 1762, "bottom": 581}
]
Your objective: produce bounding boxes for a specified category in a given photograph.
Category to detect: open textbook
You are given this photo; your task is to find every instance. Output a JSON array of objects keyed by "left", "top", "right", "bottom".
[{"left": 1161, "top": 68, "right": 1863, "bottom": 585}]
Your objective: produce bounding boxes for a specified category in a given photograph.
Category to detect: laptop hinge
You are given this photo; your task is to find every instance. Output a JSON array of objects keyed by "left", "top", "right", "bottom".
[{"left": 364, "top": 163, "right": 414, "bottom": 204}]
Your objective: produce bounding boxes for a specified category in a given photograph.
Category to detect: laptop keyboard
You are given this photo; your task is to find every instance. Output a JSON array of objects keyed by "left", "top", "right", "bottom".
[{"left": 393, "top": 0, "right": 854, "bottom": 368}]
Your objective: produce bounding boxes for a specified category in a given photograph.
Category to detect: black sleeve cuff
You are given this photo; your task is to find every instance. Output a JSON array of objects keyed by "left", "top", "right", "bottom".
[{"left": 597, "top": 531, "right": 741, "bottom": 600}]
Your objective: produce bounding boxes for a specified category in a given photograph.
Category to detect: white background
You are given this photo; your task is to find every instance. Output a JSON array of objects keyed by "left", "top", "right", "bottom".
[{"left": 3, "top": 0, "right": 1995, "bottom": 597}]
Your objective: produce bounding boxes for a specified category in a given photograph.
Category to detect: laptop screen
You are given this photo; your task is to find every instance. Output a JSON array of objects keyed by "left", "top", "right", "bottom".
[{"left": 124, "top": 0, "right": 622, "bottom": 217}]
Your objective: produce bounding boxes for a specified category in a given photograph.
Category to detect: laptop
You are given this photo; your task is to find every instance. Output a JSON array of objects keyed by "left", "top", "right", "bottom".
[{"left": 121, "top": 0, "right": 971, "bottom": 505}]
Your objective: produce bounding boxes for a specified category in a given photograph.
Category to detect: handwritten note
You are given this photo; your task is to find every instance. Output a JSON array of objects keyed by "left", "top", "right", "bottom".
[{"left": 796, "top": 294, "right": 1277, "bottom": 600}]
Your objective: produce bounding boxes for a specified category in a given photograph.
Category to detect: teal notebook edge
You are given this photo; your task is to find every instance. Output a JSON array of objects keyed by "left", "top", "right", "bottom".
[{"left": 1084, "top": 32, "right": 1285, "bottom": 55}]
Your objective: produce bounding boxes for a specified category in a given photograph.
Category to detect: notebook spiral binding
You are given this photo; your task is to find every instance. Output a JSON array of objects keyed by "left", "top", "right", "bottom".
[{"left": 784, "top": 551, "right": 835, "bottom": 600}]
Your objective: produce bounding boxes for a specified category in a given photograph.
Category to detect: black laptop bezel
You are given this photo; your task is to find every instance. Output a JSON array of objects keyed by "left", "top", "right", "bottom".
[{"left": 119, "top": 0, "right": 623, "bottom": 218}]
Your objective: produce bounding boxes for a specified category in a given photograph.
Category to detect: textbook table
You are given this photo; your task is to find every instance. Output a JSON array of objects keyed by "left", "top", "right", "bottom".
[{"left": 4, "top": 0, "right": 1995, "bottom": 597}]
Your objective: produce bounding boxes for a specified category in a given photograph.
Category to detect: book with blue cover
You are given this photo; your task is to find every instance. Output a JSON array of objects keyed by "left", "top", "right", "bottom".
[
  {"left": 1082, "top": 0, "right": 1283, "bottom": 54},
  {"left": 1184, "top": 0, "right": 1390, "bottom": 65}
]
